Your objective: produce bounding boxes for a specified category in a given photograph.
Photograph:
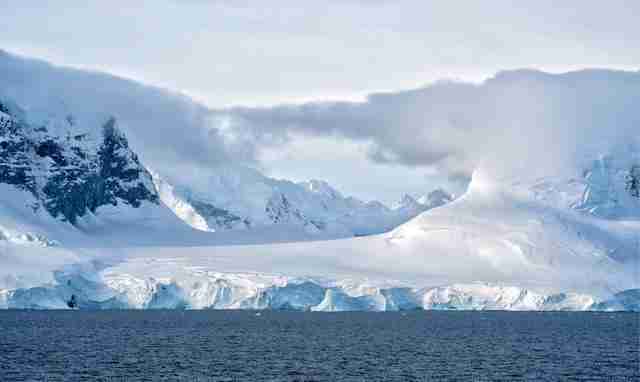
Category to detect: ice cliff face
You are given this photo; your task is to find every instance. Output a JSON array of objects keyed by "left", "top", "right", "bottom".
[
  {"left": 2, "top": 264, "right": 635, "bottom": 311},
  {"left": 0, "top": 101, "right": 158, "bottom": 224}
]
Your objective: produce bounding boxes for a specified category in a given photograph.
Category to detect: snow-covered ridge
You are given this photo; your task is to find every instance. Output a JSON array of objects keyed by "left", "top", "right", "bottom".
[{"left": 151, "top": 168, "right": 452, "bottom": 238}]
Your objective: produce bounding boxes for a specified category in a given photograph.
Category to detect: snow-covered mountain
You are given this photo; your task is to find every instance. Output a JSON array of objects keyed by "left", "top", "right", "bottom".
[
  {"left": 0, "top": 101, "right": 188, "bottom": 247},
  {"left": 0, "top": 102, "right": 158, "bottom": 225},
  {"left": 152, "top": 168, "right": 449, "bottom": 238},
  {"left": 0, "top": 50, "right": 638, "bottom": 311},
  {"left": 0, "top": 96, "right": 433, "bottom": 248}
]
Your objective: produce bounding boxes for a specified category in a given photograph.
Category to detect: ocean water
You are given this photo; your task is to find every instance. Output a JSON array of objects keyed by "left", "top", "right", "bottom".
[{"left": 0, "top": 311, "right": 637, "bottom": 381}]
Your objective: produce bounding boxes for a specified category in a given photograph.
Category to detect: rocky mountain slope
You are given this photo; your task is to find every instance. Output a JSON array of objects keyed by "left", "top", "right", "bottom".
[{"left": 0, "top": 102, "right": 158, "bottom": 224}]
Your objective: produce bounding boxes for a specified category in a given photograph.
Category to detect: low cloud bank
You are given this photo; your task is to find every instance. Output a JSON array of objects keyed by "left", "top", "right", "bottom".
[
  {"left": 2, "top": 50, "right": 638, "bottom": 187},
  {"left": 227, "top": 69, "right": 640, "bottom": 180}
]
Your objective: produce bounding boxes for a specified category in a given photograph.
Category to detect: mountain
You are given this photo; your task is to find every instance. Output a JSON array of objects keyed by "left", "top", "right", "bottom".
[
  {"left": 1, "top": 96, "right": 431, "bottom": 248},
  {"left": 0, "top": 99, "right": 210, "bottom": 248},
  {"left": 0, "top": 50, "right": 446, "bottom": 243},
  {"left": 152, "top": 168, "right": 448, "bottom": 238},
  {"left": 417, "top": 189, "right": 454, "bottom": 209},
  {"left": 0, "top": 102, "right": 158, "bottom": 225}
]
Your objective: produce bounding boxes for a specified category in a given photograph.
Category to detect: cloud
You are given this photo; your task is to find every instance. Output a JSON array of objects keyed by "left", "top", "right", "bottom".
[
  {"left": 222, "top": 69, "right": 640, "bottom": 180},
  {"left": 1, "top": 49, "right": 638, "bottom": 194},
  {"left": 0, "top": 49, "right": 258, "bottom": 185}
]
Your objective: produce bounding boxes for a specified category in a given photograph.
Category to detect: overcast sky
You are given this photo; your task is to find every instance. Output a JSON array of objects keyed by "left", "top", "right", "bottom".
[{"left": 1, "top": 1, "right": 638, "bottom": 203}]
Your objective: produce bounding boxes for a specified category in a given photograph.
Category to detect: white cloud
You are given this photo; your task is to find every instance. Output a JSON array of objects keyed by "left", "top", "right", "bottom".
[
  {"left": 227, "top": 69, "right": 640, "bottom": 182},
  {"left": 1, "top": 50, "right": 638, "bottom": 203}
]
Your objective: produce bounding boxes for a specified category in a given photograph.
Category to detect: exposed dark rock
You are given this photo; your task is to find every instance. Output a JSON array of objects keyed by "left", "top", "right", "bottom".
[
  {"left": 265, "top": 193, "right": 306, "bottom": 224},
  {"left": 96, "top": 117, "right": 158, "bottom": 210},
  {"left": 187, "top": 198, "right": 246, "bottom": 229},
  {"left": 66, "top": 294, "right": 78, "bottom": 309},
  {"left": 0, "top": 111, "right": 36, "bottom": 193},
  {"left": 626, "top": 165, "right": 640, "bottom": 198},
  {"left": 0, "top": 102, "right": 159, "bottom": 224}
]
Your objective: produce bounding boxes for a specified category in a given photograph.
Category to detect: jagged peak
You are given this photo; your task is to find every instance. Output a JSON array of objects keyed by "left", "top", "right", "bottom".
[
  {"left": 300, "top": 179, "right": 343, "bottom": 199},
  {"left": 393, "top": 194, "right": 421, "bottom": 210},
  {"left": 0, "top": 107, "right": 15, "bottom": 131},
  {"left": 0, "top": 101, "right": 9, "bottom": 115},
  {"left": 419, "top": 188, "right": 454, "bottom": 208},
  {"left": 101, "top": 116, "right": 126, "bottom": 142}
]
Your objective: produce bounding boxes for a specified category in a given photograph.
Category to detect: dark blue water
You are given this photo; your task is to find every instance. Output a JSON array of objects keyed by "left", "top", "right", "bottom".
[{"left": 0, "top": 311, "right": 637, "bottom": 381}]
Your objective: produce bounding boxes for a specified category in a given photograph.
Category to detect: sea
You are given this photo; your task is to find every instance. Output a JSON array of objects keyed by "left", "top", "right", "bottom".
[{"left": 0, "top": 311, "right": 638, "bottom": 381}]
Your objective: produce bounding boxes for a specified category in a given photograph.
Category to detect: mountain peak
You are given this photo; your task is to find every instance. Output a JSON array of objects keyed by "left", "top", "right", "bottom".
[
  {"left": 418, "top": 189, "right": 454, "bottom": 209},
  {"left": 396, "top": 194, "right": 419, "bottom": 208},
  {"left": 300, "top": 179, "right": 343, "bottom": 200}
]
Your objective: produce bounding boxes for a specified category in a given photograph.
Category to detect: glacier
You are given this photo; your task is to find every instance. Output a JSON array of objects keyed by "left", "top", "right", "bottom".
[
  {"left": 1, "top": 174, "right": 638, "bottom": 312},
  {"left": 5, "top": 160, "right": 636, "bottom": 312}
]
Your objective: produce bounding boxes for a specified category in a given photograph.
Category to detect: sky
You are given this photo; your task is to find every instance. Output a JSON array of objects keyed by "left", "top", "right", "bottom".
[{"left": 1, "top": 1, "right": 638, "bottom": 204}]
